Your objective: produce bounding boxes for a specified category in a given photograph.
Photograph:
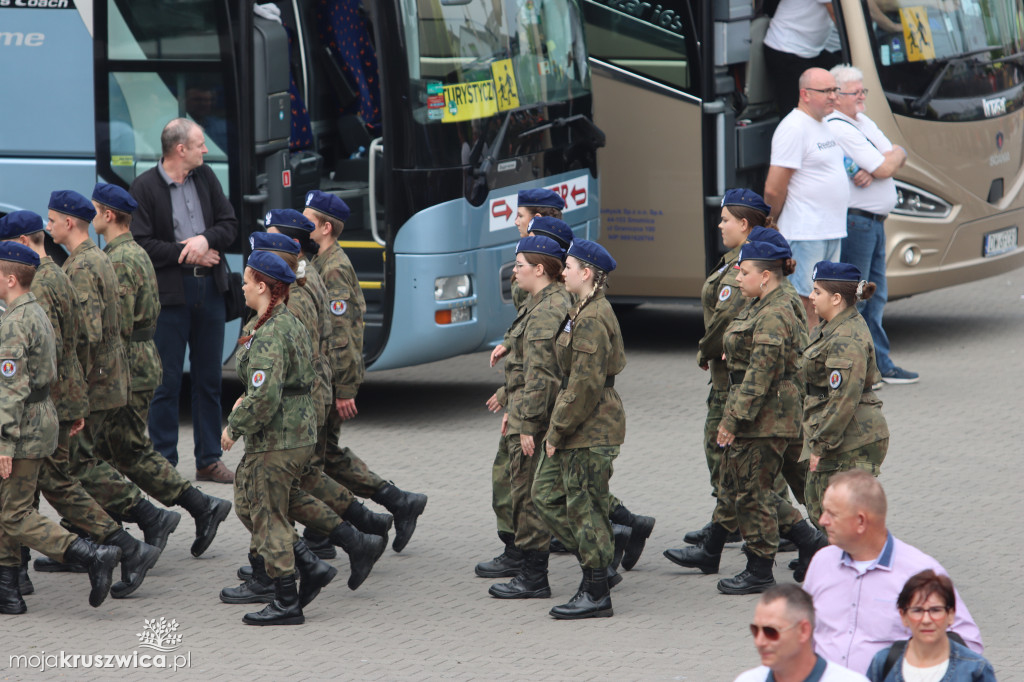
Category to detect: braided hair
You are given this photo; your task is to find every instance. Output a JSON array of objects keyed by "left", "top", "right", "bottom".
[
  {"left": 237, "top": 269, "right": 291, "bottom": 345},
  {"left": 571, "top": 265, "right": 609, "bottom": 321}
]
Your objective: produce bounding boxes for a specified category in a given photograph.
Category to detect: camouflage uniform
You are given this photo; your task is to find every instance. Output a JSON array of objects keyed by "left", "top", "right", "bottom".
[
  {"left": 229, "top": 305, "right": 318, "bottom": 578},
  {"left": 713, "top": 285, "right": 803, "bottom": 560},
  {"left": 799, "top": 305, "right": 889, "bottom": 522},
  {"left": 533, "top": 290, "right": 626, "bottom": 570}
]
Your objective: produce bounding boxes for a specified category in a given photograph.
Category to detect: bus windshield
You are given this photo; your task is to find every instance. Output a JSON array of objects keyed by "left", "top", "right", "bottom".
[{"left": 863, "top": 0, "right": 1024, "bottom": 119}]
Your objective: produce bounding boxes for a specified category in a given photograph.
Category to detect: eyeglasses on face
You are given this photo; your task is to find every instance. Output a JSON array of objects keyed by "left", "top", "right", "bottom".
[
  {"left": 512, "top": 261, "right": 532, "bottom": 271},
  {"left": 805, "top": 87, "right": 840, "bottom": 95},
  {"left": 839, "top": 88, "right": 870, "bottom": 97},
  {"left": 905, "top": 606, "right": 950, "bottom": 620},
  {"left": 749, "top": 622, "right": 800, "bottom": 640}
]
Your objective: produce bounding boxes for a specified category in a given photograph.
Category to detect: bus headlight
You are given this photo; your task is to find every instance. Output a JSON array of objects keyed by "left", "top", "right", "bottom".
[
  {"left": 434, "top": 275, "right": 472, "bottom": 300},
  {"left": 892, "top": 181, "right": 952, "bottom": 219}
]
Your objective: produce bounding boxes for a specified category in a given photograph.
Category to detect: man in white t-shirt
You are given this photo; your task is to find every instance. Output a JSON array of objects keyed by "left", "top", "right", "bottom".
[
  {"left": 735, "top": 583, "right": 868, "bottom": 682},
  {"left": 763, "top": 0, "right": 838, "bottom": 113},
  {"left": 764, "top": 67, "right": 849, "bottom": 327},
  {"left": 826, "top": 64, "right": 919, "bottom": 386}
]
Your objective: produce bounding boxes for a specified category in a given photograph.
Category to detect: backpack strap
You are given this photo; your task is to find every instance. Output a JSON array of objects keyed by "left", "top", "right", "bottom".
[{"left": 883, "top": 632, "right": 967, "bottom": 677}]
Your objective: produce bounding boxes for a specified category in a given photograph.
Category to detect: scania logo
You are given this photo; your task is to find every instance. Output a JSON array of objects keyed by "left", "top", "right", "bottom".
[{"left": 996, "top": 132, "right": 1004, "bottom": 150}]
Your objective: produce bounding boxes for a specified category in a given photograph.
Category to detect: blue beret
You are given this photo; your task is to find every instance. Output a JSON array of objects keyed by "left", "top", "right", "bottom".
[
  {"left": 0, "top": 242, "right": 40, "bottom": 268},
  {"left": 92, "top": 182, "right": 137, "bottom": 214},
  {"left": 517, "top": 188, "right": 565, "bottom": 210},
  {"left": 247, "top": 250, "right": 296, "bottom": 284},
  {"left": 567, "top": 238, "right": 616, "bottom": 272},
  {"left": 747, "top": 226, "right": 790, "bottom": 251},
  {"left": 265, "top": 208, "right": 314, "bottom": 233},
  {"left": 739, "top": 239, "right": 792, "bottom": 263},
  {"left": 812, "top": 261, "right": 862, "bottom": 282},
  {"left": 0, "top": 210, "right": 44, "bottom": 239},
  {"left": 528, "top": 217, "right": 573, "bottom": 250},
  {"left": 49, "top": 190, "right": 96, "bottom": 223},
  {"left": 305, "top": 190, "right": 350, "bottom": 223},
  {"left": 516, "top": 235, "right": 565, "bottom": 261},
  {"left": 721, "top": 188, "right": 771, "bottom": 216},
  {"left": 250, "top": 231, "right": 300, "bottom": 255}
]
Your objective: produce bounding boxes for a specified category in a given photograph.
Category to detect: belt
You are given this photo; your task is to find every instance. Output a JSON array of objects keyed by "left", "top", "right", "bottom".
[
  {"left": 131, "top": 327, "right": 156, "bottom": 342},
  {"left": 561, "top": 376, "right": 615, "bottom": 390},
  {"left": 848, "top": 208, "right": 887, "bottom": 223},
  {"left": 282, "top": 384, "right": 312, "bottom": 396},
  {"left": 729, "top": 370, "right": 745, "bottom": 385},
  {"left": 26, "top": 384, "right": 50, "bottom": 404},
  {"left": 183, "top": 266, "right": 213, "bottom": 277},
  {"left": 807, "top": 383, "right": 828, "bottom": 398}
]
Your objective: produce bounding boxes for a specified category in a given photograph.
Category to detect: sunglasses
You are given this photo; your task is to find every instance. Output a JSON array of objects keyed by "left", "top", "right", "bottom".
[{"left": 749, "top": 622, "right": 800, "bottom": 640}]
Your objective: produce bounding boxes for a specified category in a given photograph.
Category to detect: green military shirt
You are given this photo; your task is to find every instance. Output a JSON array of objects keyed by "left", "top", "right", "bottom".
[
  {"left": 500, "top": 303, "right": 529, "bottom": 435},
  {"left": 62, "top": 239, "right": 128, "bottom": 412},
  {"left": 299, "top": 262, "right": 334, "bottom": 410},
  {"left": 519, "top": 281, "right": 571, "bottom": 437},
  {"left": 104, "top": 232, "right": 162, "bottom": 392},
  {"left": 495, "top": 280, "right": 531, "bottom": 409},
  {"left": 311, "top": 241, "right": 365, "bottom": 399},
  {"left": 698, "top": 246, "right": 744, "bottom": 390},
  {"left": 0, "top": 292, "right": 59, "bottom": 459},
  {"left": 799, "top": 305, "right": 888, "bottom": 457}
]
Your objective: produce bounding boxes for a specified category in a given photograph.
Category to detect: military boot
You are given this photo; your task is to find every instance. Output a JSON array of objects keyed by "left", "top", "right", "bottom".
[
  {"left": 611, "top": 523, "right": 631, "bottom": 571},
  {"left": 0, "top": 565, "right": 27, "bottom": 615},
  {"left": 664, "top": 522, "right": 729, "bottom": 574},
  {"left": 242, "top": 574, "right": 304, "bottom": 626},
  {"left": 475, "top": 531, "right": 524, "bottom": 578},
  {"left": 489, "top": 550, "right": 551, "bottom": 599},
  {"left": 783, "top": 519, "right": 828, "bottom": 582},
  {"left": 548, "top": 536, "right": 569, "bottom": 553},
  {"left": 220, "top": 553, "right": 275, "bottom": 604},
  {"left": 33, "top": 555, "right": 89, "bottom": 573},
  {"left": 128, "top": 499, "right": 181, "bottom": 551},
  {"left": 610, "top": 504, "right": 656, "bottom": 571},
  {"left": 342, "top": 500, "right": 394, "bottom": 541},
  {"left": 18, "top": 546, "right": 33, "bottom": 595},
  {"left": 683, "top": 520, "right": 741, "bottom": 545},
  {"left": 329, "top": 522, "right": 385, "bottom": 590},
  {"left": 173, "top": 486, "right": 232, "bottom": 558},
  {"left": 302, "top": 527, "right": 337, "bottom": 560},
  {"left": 293, "top": 540, "right": 338, "bottom": 607},
  {"left": 717, "top": 549, "right": 776, "bottom": 595},
  {"left": 63, "top": 538, "right": 122, "bottom": 607},
  {"left": 550, "top": 567, "right": 613, "bottom": 620},
  {"left": 105, "top": 529, "right": 161, "bottom": 599},
  {"left": 371, "top": 482, "right": 428, "bottom": 552}
]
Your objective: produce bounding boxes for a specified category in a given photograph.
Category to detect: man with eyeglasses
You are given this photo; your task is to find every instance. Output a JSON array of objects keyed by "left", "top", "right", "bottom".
[
  {"left": 736, "top": 584, "right": 868, "bottom": 682},
  {"left": 803, "top": 470, "right": 983, "bottom": 673},
  {"left": 826, "top": 64, "right": 918, "bottom": 388}
]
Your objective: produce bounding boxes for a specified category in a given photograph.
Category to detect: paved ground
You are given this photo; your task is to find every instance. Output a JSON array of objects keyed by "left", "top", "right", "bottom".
[{"left": 2, "top": 266, "right": 1022, "bottom": 681}]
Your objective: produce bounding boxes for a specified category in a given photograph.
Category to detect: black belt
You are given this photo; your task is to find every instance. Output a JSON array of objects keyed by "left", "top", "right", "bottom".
[
  {"left": 729, "top": 371, "right": 745, "bottom": 385},
  {"left": 183, "top": 266, "right": 213, "bottom": 277},
  {"left": 282, "top": 385, "right": 312, "bottom": 396},
  {"left": 561, "top": 376, "right": 615, "bottom": 390},
  {"left": 131, "top": 327, "right": 156, "bottom": 342},
  {"left": 848, "top": 208, "right": 887, "bottom": 223},
  {"left": 26, "top": 384, "right": 50, "bottom": 404}
]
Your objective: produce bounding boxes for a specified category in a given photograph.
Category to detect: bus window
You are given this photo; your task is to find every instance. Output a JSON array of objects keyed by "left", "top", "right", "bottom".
[{"left": 108, "top": 0, "right": 222, "bottom": 61}]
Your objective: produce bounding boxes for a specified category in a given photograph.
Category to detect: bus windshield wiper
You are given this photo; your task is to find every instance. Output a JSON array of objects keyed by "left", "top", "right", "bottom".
[
  {"left": 467, "top": 110, "right": 514, "bottom": 204},
  {"left": 911, "top": 45, "right": 1001, "bottom": 115},
  {"left": 517, "top": 114, "right": 606, "bottom": 149}
]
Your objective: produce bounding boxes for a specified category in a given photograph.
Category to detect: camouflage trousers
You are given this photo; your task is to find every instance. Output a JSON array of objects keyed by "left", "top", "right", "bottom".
[
  {"left": 507, "top": 434, "right": 550, "bottom": 551},
  {"left": 779, "top": 439, "right": 808, "bottom": 507},
  {"left": 93, "top": 390, "right": 190, "bottom": 507},
  {"left": 68, "top": 409, "right": 143, "bottom": 516},
  {"left": 0, "top": 459, "right": 77, "bottom": 566},
  {"left": 321, "top": 408, "right": 385, "bottom": 498},
  {"left": 532, "top": 446, "right": 618, "bottom": 569},
  {"left": 302, "top": 403, "right": 354, "bottom": 518},
  {"left": 703, "top": 387, "right": 728, "bottom": 498},
  {"left": 805, "top": 438, "right": 888, "bottom": 528},
  {"left": 490, "top": 433, "right": 514, "bottom": 535}
]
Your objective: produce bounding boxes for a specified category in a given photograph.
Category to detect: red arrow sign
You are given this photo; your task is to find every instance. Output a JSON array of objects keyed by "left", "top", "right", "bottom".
[
  {"left": 491, "top": 200, "right": 512, "bottom": 221},
  {"left": 571, "top": 186, "right": 587, "bottom": 206}
]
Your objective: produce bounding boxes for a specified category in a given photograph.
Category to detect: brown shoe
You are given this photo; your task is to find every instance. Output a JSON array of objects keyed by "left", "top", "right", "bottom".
[{"left": 197, "top": 460, "right": 235, "bottom": 484}]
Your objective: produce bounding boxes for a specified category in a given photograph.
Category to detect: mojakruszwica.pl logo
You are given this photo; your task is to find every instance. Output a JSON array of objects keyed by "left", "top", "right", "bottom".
[{"left": 8, "top": 616, "right": 192, "bottom": 672}]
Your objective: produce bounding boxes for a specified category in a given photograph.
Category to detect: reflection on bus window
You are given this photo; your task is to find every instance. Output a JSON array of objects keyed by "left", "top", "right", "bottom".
[{"left": 108, "top": 0, "right": 222, "bottom": 61}]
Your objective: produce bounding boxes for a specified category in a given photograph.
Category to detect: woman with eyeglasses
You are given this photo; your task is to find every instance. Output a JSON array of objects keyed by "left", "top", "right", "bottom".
[{"left": 866, "top": 570, "right": 996, "bottom": 681}]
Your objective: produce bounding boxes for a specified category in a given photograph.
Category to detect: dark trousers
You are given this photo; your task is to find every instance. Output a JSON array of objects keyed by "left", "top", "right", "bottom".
[
  {"left": 150, "top": 273, "right": 226, "bottom": 470},
  {"left": 763, "top": 44, "right": 823, "bottom": 115}
]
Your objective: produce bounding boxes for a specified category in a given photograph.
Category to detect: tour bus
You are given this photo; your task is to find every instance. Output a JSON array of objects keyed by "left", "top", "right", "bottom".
[
  {"left": 0, "top": 0, "right": 601, "bottom": 370},
  {"left": 583, "top": 0, "right": 1024, "bottom": 300}
]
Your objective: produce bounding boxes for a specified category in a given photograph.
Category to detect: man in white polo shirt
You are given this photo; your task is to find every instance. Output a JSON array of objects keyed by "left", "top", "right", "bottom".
[{"left": 764, "top": 67, "right": 849, "bottom": 328}]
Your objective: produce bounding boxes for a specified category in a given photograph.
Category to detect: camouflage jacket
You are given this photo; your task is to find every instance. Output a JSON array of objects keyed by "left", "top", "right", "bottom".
[
  {"left": 312, "top": 241, "right": 365, "bottom": 399},
  {"left": 698, "top": 246, "right": 744, "bottom": 390},
  {"left": 499, "top": 302, "right": 528, "bottom": 434},
  {"left": 31, "top": 257, "right": 89, "bottom": 421},
  {"left": 495, "top": 279, "right": 531, "bottom": 408},
  {"left": 63, "top": 239, "right": 128, "bottom": 412},
  {"left": 0, "top": 292, "right": 59, "bottom": 459},
  {"left": 104, "top": 232, "right": 162, "bottom": 392},
  {"left": 229, "top": 305, "right": 317, "bottom": 453},
  {"left": 519, "top": 282, "right": 571, "bottom": 437},
  {"left": 721, "top": 285, "right": 802, "bottom": 438},
  {"left": 799, "top": 305, "right": 888, "bottom": 456},
  {"left": 296, "top": 263, "right": 333, "bottom": 410},
  {"left": 545, "top": 290, "right": 626, "bottom": 449}
]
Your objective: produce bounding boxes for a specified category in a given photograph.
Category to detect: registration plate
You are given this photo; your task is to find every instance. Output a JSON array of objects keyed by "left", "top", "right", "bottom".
[{"left": 983, "top": 227, "right": 1017, "bottom": 257}]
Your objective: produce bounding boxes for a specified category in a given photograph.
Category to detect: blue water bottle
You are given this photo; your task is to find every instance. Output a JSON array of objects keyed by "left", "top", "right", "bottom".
[{"left": 843, "top": 155, "right": 860, "bottom": 177}]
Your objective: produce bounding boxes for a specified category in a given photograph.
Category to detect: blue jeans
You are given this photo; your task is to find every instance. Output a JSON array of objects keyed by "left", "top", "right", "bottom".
[
  {"left": 149, "top": 274, "right": 226, "bottom": 469},
  {"left": 840, "top": 213, "right": 894, "bottom": 373},
  {"left": 788, "top": 239, "right": 842, "bottom": 297}
]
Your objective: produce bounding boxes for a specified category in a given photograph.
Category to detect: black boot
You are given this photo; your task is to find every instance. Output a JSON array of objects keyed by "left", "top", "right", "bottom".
[
  {"left": 174, "top": 486, "right": 232, "bottom": 558},
  {"left": 611, "top": 524, "right": 631, "bottom": 571},
  {"left": 610, "top": 504, "right": 656, "bottom": 571},
  {"left": 63, "top": 538, "right": 122, "bottom": 607},
  {"left": 329, "top": 522, "right": 385, "bottom": 590},
  {"left": 550, "top": 567, "right": 613, "bottom": 620},
  {"left": 783, "top": 520, "right": 828, "bottom": 583},
  {"left": 683, "top": 520, "right": 741, "bottom": 545},
  {"left": 104, "top": 529, "right": 161, "bottom": 599},
  {"left": 717, "top": 549, "right": 776, "bottom": 595},
  {"left": 18, "top": 546, "right": 33, "bottom": 595},
  {"left": 33, "top": 555, "right": 89, "bottom": 573},
  {"left": 342, "top": 500, "right": 394, "bottom": 542},
  {"left": 293, "top": 540, "right": 338, "bottom": 607},
  {"left": 242, "top": 574, "right": 304, "bottom": 626},
  {"left": 664, "top": 522, "right": 729, "bottom": 574},
  {"left": 302, "top": 527, "right": 337, "bottom": 560},
  {"left": 371, "top": 482, "right": 428, "bottom": 552},
  {"left": 0, "top": 565, "right": 27, "bottom": 615},
  {"left": 475, "top": 531, "right": 524, "bottom": 578},
  {"left": 129, "top": 499, "right": 181, "bottom": 551},
  {"left": 489, "top": 550, "right": 551, "bottom": 599},
  {"left": 549, "top": 536, "right": 569, "bottom": 553},
  {"left": 220, "top": 553, "right": 275, "bottom": 604}
]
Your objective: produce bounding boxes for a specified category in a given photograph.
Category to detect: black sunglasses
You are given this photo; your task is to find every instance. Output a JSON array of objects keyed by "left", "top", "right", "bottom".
[{"left": 749, "top": 622, "right": 800, "bottom": 640}]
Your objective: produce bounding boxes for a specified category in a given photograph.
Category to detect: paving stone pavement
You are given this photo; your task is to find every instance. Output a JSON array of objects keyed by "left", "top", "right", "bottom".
[{"left": 2, "top": 267, "right": 1021, "bottom": 681}]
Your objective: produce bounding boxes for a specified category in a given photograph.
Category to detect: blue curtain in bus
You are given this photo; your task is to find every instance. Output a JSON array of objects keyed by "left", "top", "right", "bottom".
[
  {"left": 280, "top": 20, "right": 315, "bottom": 151},
  {"left": 317, "top": 0, "right": 382, "bottom": 133}
]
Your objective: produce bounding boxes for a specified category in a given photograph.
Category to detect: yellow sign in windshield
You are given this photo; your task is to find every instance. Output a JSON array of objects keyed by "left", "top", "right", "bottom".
[
  {"left": 441, "top": 59, "right": 520, "bottom": 123},
  {"left": 900, "top": 7, "right": 936, "bottom": 62}
]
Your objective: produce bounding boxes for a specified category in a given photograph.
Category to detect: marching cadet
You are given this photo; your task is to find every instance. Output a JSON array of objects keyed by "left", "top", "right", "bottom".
[
  {"left": 801, "top": 261, "right": 889, "bottom": 523},
  {"left": 303, "top": 190, "right": 427, "bottom": 553},
  {"left": 532, "top": 239, "right": 625, "bottom": 620},
  {"left": 90, "top": 183, "right": 232, "bottom": 558},
  {"left": 0, "top": 242, "right": 122, "bottom": 613}
]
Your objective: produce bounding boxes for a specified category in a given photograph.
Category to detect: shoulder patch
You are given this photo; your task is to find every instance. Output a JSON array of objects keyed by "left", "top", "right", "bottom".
[
  {"left": 330, "top": 300, "right": 347, "bottom": 316},
  {"left": 718, "top": 285, "right": 733, "bottom": 302},
  {"left": 828, "top": 370, "right": 843, "bottom": 389},
  {"left": 0, "top": 360, "right": 15, "bottom": 378},
  {"left": 251, "top": 370, "right": 267, "bottom": 387}
]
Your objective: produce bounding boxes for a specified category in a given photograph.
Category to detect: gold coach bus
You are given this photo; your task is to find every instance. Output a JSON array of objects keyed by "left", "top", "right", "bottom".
[{"left": 582, "top": 0, "right": 1024, "bottom": 300}]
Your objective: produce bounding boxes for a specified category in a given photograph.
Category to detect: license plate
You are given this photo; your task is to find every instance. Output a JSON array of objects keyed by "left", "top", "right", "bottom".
[{"left": 983, "top": 227, "right": 1017, "bottom": 257}]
